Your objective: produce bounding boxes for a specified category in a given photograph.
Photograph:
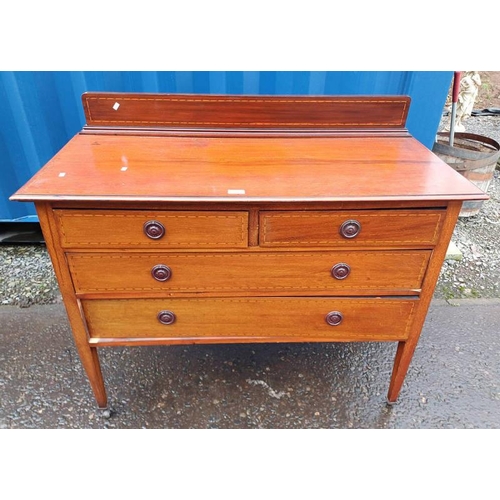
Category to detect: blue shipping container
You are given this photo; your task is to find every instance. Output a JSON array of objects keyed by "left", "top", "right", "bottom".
[{"left": 0, "top": 71, "right": 452, "bottom": 222}]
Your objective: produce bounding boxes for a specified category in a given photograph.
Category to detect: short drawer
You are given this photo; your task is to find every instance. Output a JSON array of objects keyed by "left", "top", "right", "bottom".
[
  {"left": 82, "top": 297, "right": 417, "bottom": 342},
  {"left": 68, "top": 250, "right": 430, "bottom": 295},
  {"left": 53, "top": 210, "right": 248, "bottom": 249},
  {"left": 259, "top": 210, "right": 444, "bottom": 247}
]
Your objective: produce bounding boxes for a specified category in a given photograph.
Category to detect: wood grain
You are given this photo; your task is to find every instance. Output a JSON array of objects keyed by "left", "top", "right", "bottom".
[
  {"left": 67, "top": 250, "right": 430, "bottom": 296},
  {"left": 82, "top": 93, "right": 410, "bottom": 130},
  {"left": 9, "top": 93, "right": 486, "bottom": 406},
  {"left": 35, "top": 202, "right": 108, "bottom": 408},
  {"left": 82, "top": 297, "right": 417, "bottom": 342},
  {"left": 10, "top": 134, "right": 488, "bottom": 203},
  {"left": 387, "top": 201, "right": 463, "bottom": 402},
  {"left": 53, "top": 209, "right": 248, "bottom": 249},
  {"left": 260, "top": 210, "right": 444, "bottom": 247}
]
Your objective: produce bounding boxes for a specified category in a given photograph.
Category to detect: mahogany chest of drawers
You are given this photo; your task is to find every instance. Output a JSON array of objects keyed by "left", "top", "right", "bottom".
[{"left": 11, "top": 93, "right": 487, "bottom": 409}]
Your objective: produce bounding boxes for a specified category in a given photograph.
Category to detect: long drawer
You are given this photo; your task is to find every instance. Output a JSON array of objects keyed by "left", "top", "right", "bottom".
[
  {"left": 260, "top": 210, "right": 444, "bottom": 247},
  {"left": 68, "top": 250, "right": 430, "bottom": 294},
  {"left": 82, "top": 297, "right": 417, "bottom": 342},
  {"left": 53, "top": 210, "right": 249, "bottom": 249}
]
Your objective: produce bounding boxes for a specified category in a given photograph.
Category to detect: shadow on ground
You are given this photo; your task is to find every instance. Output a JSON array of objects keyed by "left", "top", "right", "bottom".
[{"left": 1, "top": 299, "right": 499, "bottom": 429}]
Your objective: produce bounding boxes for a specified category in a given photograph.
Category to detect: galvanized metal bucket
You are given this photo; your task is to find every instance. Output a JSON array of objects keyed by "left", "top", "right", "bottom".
[{"left": 432, "top": 132, "right": 500, "bottom": 217}]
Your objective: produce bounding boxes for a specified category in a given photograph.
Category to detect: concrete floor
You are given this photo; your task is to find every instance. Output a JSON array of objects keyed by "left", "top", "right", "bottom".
[{"left": 1, "top": 299, "right": 499, "bottom": 429}]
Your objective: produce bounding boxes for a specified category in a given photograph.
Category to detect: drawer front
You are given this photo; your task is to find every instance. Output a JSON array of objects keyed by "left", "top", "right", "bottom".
[
  {"left": 82, "top": 297, "right": 417, "bottom": 341},
  {"left": 53, "top": 210, "right": 248, "bottom": 248},
  {"left": 68, "top": 250, "right": 430, "bottom": 294},
  {"left": 260, "top": 210, "right": 444, "bottom": 247}
]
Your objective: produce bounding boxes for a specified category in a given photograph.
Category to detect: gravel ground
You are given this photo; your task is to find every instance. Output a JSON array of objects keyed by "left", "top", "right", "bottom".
[
  {"left": 434, "top": 115, "right": 500, "bottom": 300},
  {"left": 1, "top": 116, "right": 499, "bottom": 305},
  {"left": 0, "top": 245, "right": 60, "bottom": 307}
]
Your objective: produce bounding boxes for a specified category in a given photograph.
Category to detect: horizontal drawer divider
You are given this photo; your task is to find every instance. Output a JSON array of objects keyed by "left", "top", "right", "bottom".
[
  {"left": 89, "top": 335, "right": 410, "bottom": 347},
  {"left": 75, "top": 289, "right": 422, "bottom": 299}
]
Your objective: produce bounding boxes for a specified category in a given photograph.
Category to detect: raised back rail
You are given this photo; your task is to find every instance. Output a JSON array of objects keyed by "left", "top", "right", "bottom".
[{"left": 81, "top": 93, "right": 411, "bottom": 137}]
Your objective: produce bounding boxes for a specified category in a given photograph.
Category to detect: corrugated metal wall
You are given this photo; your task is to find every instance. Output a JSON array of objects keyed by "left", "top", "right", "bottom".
[{"left": 0, "top": 71, "right": 452, "bottom": 222}]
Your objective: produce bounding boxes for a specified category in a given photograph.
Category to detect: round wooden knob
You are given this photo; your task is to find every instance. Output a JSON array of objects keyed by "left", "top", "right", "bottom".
[
  {"left": 331, "top": 263, "right": 351, "bottom": 280},
  {"left": 157, "top": 310, "right": 176, "bottom": 325},
  {"left": 325, "top": 311, "right": 343, "bottom": 326},
  {"left": 339, "top": 220, "right": 361, "bottom": 239},
  {"left": 144, "top": 220, "right": 165, "bottom": 239},
  {"left": 151, "top": 264, "right": 172, "bottom": 282}
]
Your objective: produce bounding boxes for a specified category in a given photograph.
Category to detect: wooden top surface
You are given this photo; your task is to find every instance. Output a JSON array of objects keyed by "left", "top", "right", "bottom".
[{"left": 11, "top": 133, "right": 488, "bottom": 202}]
